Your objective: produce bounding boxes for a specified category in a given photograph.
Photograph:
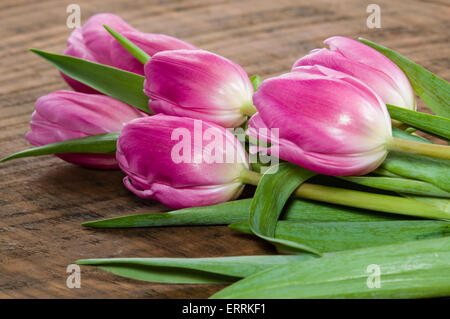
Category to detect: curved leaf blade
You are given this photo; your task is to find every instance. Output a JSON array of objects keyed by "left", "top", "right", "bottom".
[
  {"left": 382, "top": 152, "right": 450, "bottom": 193},
  {"left": 82, "top": 196, "right": 405, "bottom": 228},
  {"left": 1, "top": 132, "right": 119, "bottom": 162},
  {"left": 76, "top": 255, "right": 312, "bottom": 284},
  {"left": 387, "top": 104, "right": 450, "bottom": 140},
  {"left": 30, "top": 49, "right": 150, "bottom": 113},
  {"left": 230, "top": 220, "right": 450, "bottom": 253},
  {"left": 359, "top": 38, "right": 450, "bottom": 118},
  {"left": 249, "top": 163, "right": 320, "bottom": 255},
  {"left": 384, "top": 127, "right": 450, "bottom": 192},
  {"left": 211, "top": 237, "right": 450, "bottom": 298}
]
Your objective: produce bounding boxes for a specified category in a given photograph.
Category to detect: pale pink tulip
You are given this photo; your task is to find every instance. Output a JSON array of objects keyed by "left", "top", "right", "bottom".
[
  {"left": 293, "top": 36, "right": 416, "bottom": 109},
  {"left": 26, "top": 91, "right": 145, "bottom": 169},
  {"left": 248, "top": 66, "right": 392, "bottom": 176},
  {"left": 63, "top": 13, "right": 197, "bottom": 93},
  {"left": 144, "top": 49, "right": 255, "bottom": 128},
  {"left": 116, "top": 114, "right": 249, "bottom": 208}
]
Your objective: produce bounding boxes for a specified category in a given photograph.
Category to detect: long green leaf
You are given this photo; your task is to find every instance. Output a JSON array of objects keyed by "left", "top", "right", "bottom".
[
  {"left": 1, "top": 132, "right": 119, "bottom": 162},
  {"left": 382, "top": 152, "right": 450, "bottom": 193},
  {"left": 384, "top": 127, "right": 450, "bottom": 192},
  {"left": 387, "top": 104, "right": 450, "bottom": 140},
  {"left": 230, "top": 220, "right": 450, "bottom": 253},
  {"left": 30, "top": 49, "right": 150, "bottom": 113},
  {"left": 391, "top": 126, "right": 431, "bottom": 143},
  {"left": 82, "top": 196, "right": 406, "bottom": 228},
  {"left": 248, "top": 163, "right": 320, "bottom": 255},
  {"left": 76, "top": 255, "right": 312, "bottom": 284},
  {"left": 359, "top": 38, "right": 450, "bottom": 118},
  {"left": 339, "top": 176, "right": 450, "bottom": 198},
  {"left": 211, "top": 237, "right": 450, "bottom": 298}
]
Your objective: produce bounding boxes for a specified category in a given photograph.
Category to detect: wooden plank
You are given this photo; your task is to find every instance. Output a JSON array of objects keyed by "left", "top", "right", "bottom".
[{"left": 0, "top": 0, "right": 449, "bottom": 298}]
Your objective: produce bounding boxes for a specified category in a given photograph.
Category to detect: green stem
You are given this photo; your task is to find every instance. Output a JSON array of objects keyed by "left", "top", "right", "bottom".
[
  {"left": 104, "top": 25, "right": 151, "bottom": 64},
  {"left": 240, "top": 169, "right": 449, "bottom": 219},
  {"left": 387, "top": 137, "right": 450, "bottom": 160},
  {"left": 240, "top": 102, "right": 258, "bottom": 117},
  {"left": 240, "top": 169, "right": 262, "bottom": 184}
]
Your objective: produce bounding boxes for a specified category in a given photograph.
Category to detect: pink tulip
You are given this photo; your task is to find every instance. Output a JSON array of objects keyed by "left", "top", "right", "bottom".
[
  {"left": 143, "top": 49, "right": 255, "bottom": 128},
  {"left": 247, "top": 65, "right": 392, "bottom": 176},
  {"left": 292, "top": 36, "right": 416, "bottom": 109},
  {"left": 63, "top": 13, "right": 197, "bottom": 93},
  {"left": 26, "top": 91, "right": 145, "bottom": 169},
  {"left": 116, "top": 114, "right": 249, "bottom": 208}
]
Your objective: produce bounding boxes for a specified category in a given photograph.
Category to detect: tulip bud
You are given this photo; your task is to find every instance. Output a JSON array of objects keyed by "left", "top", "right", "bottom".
[
  {"left": 26, "top": 91, "right": 145, "bottom": 169},
  {"left": 63, "top": 13, "right": 197, "bottom": 93},
  {"left": 248, "top": 66, "right": 392, "bottom": 176},
  {"left": 292, "top": 36, "right": 416, "bottom": 110},
  {"left": 143, "top": 49, "right": 255, "bottom": 128},
  {"left": 116, "top": 114, "right": 249, "bottom": 208}
]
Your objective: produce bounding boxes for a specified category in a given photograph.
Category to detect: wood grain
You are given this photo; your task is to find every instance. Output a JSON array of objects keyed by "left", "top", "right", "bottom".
[{"left": 0, "top": 0, "right": 449, "bottom": 298}]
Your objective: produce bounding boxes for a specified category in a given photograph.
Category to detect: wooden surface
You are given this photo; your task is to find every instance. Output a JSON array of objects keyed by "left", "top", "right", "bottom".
[{"left": 0, "top": 0, "right": 449, "bottom": 298}]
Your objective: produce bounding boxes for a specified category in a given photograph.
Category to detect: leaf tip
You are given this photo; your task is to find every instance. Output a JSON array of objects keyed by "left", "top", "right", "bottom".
[
  {"left": 81, "top": 221, "right": 99, "bottom": 228},
  {"left": 29, "top": 48, "right": 43, "bottom": 55},
  {"left": 103, "top": 24, "right": 113, "bottom": 32}
]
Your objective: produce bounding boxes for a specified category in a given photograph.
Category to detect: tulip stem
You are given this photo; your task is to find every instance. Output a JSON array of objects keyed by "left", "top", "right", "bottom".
[
  {"left": 240, "top": 169, "right": 262, "bottom": 185},
  {"left": 240, "top": 102, "right": 258, "bottom": 117},
  {"left": 387, "top": 137, "right": 450, "bottom": 160},
  {"left": 239, "top": 169, "right": 449, "bottom": 219},
  {"left": 104, "top": 25, "right": 151, "bottom": 64}
]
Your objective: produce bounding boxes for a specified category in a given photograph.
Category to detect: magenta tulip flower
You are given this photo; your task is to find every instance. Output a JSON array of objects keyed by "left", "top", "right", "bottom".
[
  {"left": 292, "top": 36, "right": 416, "bottom": 110},
  {"left": 63, "top": 13, "right": 197, "bottom": 93},
  {"left": 248, "top": 66, "right": 393, "bottom": 176},
  {"left": 116, "top": 114, "right": 250, "bottom": 208},
  {"left": 143, "top": 49, "right": 256, "bottom": 128},
  {"left": 26, "top": 91, "right": 145, "bottom": 169}
]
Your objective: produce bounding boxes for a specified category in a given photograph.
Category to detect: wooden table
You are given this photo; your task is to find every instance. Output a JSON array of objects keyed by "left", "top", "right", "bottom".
[{"left": 0, "top": 0, "right": 449, "bottom": 298}]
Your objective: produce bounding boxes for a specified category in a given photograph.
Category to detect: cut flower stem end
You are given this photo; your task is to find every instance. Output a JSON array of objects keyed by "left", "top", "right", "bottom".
[
  {"left": 239, "top": 169, "right": 449, "bottom": 220},
  {"left": 387, "top": 137, "right": 450, "bottom": 160}
]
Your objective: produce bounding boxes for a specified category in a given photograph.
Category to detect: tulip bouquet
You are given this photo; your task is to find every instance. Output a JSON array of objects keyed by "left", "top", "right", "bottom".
[{"left": 3, "top": 13, "right": 450, "bottom": 298}]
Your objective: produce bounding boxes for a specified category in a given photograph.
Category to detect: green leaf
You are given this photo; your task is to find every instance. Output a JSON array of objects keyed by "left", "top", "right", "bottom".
[
  {"left": 384, "top": 127, "right": 450, "bottom": 192},
  {"left": 372, "top": 167, "right": 402, "bottom": 178},
  {"left": 30, "top": 49, "right": 150, "bottom": 113},
  {"left": 387, "top": 104, "right": 450, "bottom": 140},
  {"left": 76, "top": 255, "right": 312, "bottom": 284},
  {"left": 339, "top": 176, "right": 450, "bottom": 198},
  {"left": 359, "top": 38, "right": 450, "bottom": 118},
  {"left": 83, "top": 195, "right": 408, "bottom": 228},
  {"left": 211, "top": 237, "right": 450, "bottom": 298},
  {"left": 391, "top": 126, "right": 431, "bottom": 144},
  {"left": 250, "top": 75, "right": 262, "bottom": 92},
  {"left": 104, "top": 25, "right": 151, "bottom": 64},
  {"left": 230, "top": 220, "right": 450, "bottom": 253},
  {"left": 82, "top": 196, "right": 406, "bottom": 228},
  {"left": 248, "top": 163, "right": 320, "bottom": 255},
  {"left": 382, "top": 152, "right": 450, "bottom": 193},
  {"left": 83, "top": 199, "right": 253, "bottom": 228},
  {"left": 1, "top": 132, "right": 119, "bottom": 162}
]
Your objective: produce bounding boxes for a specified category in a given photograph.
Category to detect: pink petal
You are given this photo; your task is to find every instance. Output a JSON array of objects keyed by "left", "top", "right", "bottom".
[
  {"left": 325, "top": 36, "right": 415, "bottom": 107},
  {"left": 293, "top": 48, "right": 410, "bottom": 108}
]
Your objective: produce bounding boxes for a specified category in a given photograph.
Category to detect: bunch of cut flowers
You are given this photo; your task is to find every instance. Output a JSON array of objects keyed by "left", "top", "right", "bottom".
[{"left": 3, "top": 13, "right": 450, "bottom": 298}]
